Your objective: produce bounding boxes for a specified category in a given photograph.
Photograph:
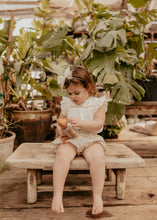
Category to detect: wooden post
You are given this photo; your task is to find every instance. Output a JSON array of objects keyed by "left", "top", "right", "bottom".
[
  {"left": 115, "top": 169, "right": 126, "bottom": 199},
  {"left": 106, "top": 169, "right": 113, "bottom": 181},
  {"left": 27, "top": 169, "right": 37, "bottom": 203},
  {"left": 37, "top": 169, "right": 42, "bottom": 185}
]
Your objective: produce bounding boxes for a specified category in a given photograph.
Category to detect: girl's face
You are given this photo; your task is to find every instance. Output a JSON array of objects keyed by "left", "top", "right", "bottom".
[{"left": 66, "top": 83, "right": 89, "bottom": 105}]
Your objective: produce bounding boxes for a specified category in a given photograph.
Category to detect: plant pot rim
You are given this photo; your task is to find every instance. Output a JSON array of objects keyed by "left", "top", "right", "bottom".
[
  {"left": 12, "top": 108, "right": 52, "bottom": 113},
  {"left": 0, "top": 131, "right": 16, "bottom": 143}
]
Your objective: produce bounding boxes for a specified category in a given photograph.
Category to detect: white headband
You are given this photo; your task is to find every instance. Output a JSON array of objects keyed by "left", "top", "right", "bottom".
[{"left": 57, "top": 66, "right": 73, "bottom": 88}]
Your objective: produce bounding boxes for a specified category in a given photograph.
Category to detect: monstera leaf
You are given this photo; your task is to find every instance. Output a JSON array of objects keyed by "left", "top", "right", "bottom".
[
  {"left": 105, "top": 102, "right": 126, "bottom": 124},
  {"left": 96, "top": 29, "right": 126, "bottom": 51},
  {"left": 87, "top": 52, "right": 119, "bottom": 85},
  {"left": 41, "top": 27, "right": 68, "bottom": 51},
  {"left": 45, "top": 57, "right": 68, "bottom": 76},
  {"left": 110, "top": 65, "right": 145, "bottom": 105}
]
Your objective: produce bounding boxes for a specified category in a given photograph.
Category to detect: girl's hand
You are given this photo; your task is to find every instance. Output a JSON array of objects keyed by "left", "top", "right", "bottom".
[
  {"left": 57, "top": 124, "right": 66, "bottom": 136},
  {"left": 68, "top": 117, "right": 81, "bottom": 128}
]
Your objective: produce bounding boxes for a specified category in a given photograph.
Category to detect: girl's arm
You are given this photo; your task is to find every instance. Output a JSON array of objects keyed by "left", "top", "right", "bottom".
[{"left": 68, "top": 104, "right": 106, "bottom": 132}]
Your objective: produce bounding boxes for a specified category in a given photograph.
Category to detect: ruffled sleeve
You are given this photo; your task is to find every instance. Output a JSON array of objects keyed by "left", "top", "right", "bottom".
[
  {"left": 60, "top": 97, "right": 70, "bottom": 116},
  {"left": 94, "top": 96, "right": 111, "bottom": 113}
]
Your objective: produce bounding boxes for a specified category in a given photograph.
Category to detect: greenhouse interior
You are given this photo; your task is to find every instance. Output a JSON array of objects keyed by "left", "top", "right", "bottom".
[{"left": 0, "top": 0, "right": 157, "bottom": 219}]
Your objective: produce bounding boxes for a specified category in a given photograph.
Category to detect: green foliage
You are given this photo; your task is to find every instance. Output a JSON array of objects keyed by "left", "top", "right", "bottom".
[
  {"left": 105, "top": 102, "right": 126, "bottom": 124},
  {"left": 41, "top": 26, "right": 68, "bottom": 57},
  {"left": 99, "top": 119, "right": 125, "bottom": 139},
  {"left": 124, "top": 7, "right": 157, "bottom": 74},
  {"left": 75, "top": 0, "right": 94, "bottom": 10},
  {"left": 144, "top": 42, "right": 157, "bottom": 67},
  {"left": 47, "top": 78, "right": 67, "bottom": 96},
  {"left": 8, "top": 23, "right": 70, "bottom": 103},
  {"left": 72, "top": 0, "right": 157, "bottom": 124},
  {"left": 127, "top": 0, "right": 149, "bottom": 8},
  {"left": 76, "top": 12, "right": 145, "bottom": 110},
  {"left": 0, "top": 20, "right": 10, "bottom": 55},
  {"left": 33, "top": 0, "right": 57, "bottom": 36}
]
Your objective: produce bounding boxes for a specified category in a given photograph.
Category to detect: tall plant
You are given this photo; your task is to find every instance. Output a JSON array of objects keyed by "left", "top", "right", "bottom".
[
  {"left": 71, "top": 0, "right": 157, "bottom": 124},
  {"left": 0, "top": 19, "right": 14, "bottom": 137}
]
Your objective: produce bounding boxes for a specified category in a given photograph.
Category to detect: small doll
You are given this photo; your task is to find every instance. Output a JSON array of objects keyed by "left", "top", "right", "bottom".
[{"left": 57, "top": 118, "right": 77, "bottom": 144}]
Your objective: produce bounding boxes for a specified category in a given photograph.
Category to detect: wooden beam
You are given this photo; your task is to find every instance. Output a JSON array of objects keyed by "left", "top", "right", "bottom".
[{"left": 0, "top": 1, "right": 40, "bottom": 5}]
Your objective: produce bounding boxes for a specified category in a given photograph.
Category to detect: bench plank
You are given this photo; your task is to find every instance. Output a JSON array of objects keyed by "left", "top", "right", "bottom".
[{"left": 6, "top": 143, "right": 145, "bottom": 170}]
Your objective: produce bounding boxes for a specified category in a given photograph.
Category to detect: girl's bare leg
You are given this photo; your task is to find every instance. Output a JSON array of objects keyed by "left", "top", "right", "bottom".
[
  {"left": 52, "top": 143, "right": 77, "bottom": 213},
  {"left": 82, "top": 144, "right": 105, "bottom": 215}
]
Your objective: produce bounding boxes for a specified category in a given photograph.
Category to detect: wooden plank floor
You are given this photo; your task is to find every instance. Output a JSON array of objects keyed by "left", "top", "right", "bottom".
[
  {"left": 1, "top": 159, "right": 157, "bottom": 219},
  {"left": 106, "top": 125, "right": 157, "bottom": 158}
]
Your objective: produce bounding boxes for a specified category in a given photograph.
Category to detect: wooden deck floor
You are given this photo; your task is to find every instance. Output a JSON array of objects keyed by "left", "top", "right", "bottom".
[{"left": 1, "top": 158, "right": 157, "bottom": 220}]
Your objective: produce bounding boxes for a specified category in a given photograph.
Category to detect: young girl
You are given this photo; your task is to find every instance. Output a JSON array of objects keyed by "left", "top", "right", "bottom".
[{"left": 51, "top": 65, "right": 108, "bottom": 215}]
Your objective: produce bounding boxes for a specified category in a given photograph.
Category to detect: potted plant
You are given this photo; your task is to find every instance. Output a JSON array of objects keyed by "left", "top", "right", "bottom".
[
  {"left": 5, "top": 28, "right": 55, "bottom": 144},
  {"left": 3, "top": 3, "right": 69, "bottom": 144},
  {"left": 43, "top": 0, "right": 157, "bottom": 138},
  {"left": 0, "top": 19, "right": 16, "bottom": 160}
]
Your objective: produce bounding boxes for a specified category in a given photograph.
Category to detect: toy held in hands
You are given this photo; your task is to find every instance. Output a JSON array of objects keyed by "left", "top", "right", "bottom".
[{"left": 57, "top": 118, "right": 77, "bottom": 144}]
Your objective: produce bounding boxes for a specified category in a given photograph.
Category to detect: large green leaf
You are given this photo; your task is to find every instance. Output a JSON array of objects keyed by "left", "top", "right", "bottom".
[
  {"left": 36, "top": 31, "right": 54, "bottom": 46},
  {"left": 75, "top": 39, "right": 94, "bottom": 65},
  {"left": 127, "top": 0, "right": 149, "bottom": 8},
  {"left": 116, "top": 48, "right": 138, "bottom": 65},
  {"left": 29, "top": 78, "right": 52, "bottom": 99},
  {"left": 92, "top": 4, "right": 119, "bottom": 19},
  {"left": 42, "top": 27, "right": 68, "bottom": 51},
  {"left": 92, "top": 20, "right": 107, "bottom": 36},
  {"left": 96, "top": 29, "right": 127, "bottom": 50},
  {"left": 45, "top": 58, "right": 69, "bottom": 76},
  {"left": 145, "top": 42, "right": 157, "bottom": 66},
  {"left": 110, "top": 81, "right": 132, "bottom": 105},
  {"left": 75, "top": 0, "right": 93, "bottom": 11},
  {"left": 105, "top": 102, "right": 126, "bottom": 124},
  {"left": 107, "top": 18, "right": 125, "bottom": 30},
  {"left": 87, "top": 52, "right": 119, "bottom": 84},
  {"left": 47, "top": 78, "right": 67, "bottom": 96},
  {"left": 109, "top": 64, "right": 145, "bottom": 105},
  {"left": 41, "top": 0, "right": 49, "bottom": 10}
]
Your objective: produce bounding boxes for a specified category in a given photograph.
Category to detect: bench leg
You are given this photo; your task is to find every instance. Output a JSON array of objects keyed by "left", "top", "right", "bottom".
[
  {"left": 115, "top": 169, "right": 126, "bottom": 200},
  {"left": 106, "top": 169, "right": 113, "bottom": 181},
  {"left": 27, "top": 169, "right": 37, "bottom": 203},
  {"left": 37, "top": 169, "right": 42, "bottom": 185}
]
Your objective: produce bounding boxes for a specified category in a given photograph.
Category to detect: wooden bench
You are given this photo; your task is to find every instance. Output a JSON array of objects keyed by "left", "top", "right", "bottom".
[{"left": 6, "top": 142, "right": 145, "bottom": 204}]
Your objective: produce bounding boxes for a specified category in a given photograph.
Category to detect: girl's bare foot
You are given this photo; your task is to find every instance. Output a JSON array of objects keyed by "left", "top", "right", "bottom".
[
  {"left": 92, "top": 196, "right": 103, "bottom": 215},
  {"left": 51, "top": 196, "right": 64, "bottom": 213}
]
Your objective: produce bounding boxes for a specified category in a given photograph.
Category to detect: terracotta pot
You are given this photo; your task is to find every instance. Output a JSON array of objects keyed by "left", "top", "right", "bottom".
[
  {"left": 0, "top": 131, "right": 16, "bottom": 160},
  {"left": 11, "top": 109, "right": 52, "bottom": 144}
]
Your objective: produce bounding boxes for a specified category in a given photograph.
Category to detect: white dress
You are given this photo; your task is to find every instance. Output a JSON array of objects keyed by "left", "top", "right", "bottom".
[{"left": 51, "top": 96, "right": 108, "bottom": 155}]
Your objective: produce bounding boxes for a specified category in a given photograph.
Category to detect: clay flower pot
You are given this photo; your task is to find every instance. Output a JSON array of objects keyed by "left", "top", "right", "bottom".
[
  {"left": 11, "top": 109, "right": 52, "bottom": 144},
  {"left": 0, "top": 131, "right": 16, "bottom": 160}
]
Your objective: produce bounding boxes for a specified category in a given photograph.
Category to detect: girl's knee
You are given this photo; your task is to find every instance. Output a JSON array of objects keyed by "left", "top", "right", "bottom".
[
  {"left": 56, "top": 143, "right": 77, "bottom": 160},
  {"left": 83, "top": 144, "right": 105, "bottom": 165}
]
